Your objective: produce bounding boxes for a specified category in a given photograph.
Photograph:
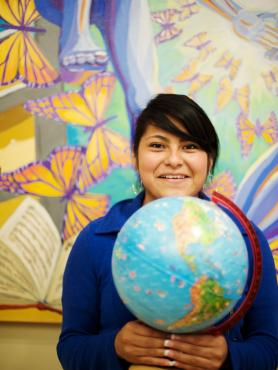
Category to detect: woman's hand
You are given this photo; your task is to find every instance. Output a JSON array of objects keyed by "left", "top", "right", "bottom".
[
  {"left": 163, "top": 333, "right": 228, "bottom": 369},
  {"left": 115, "top": 320, "right": 175, "bottom": 367}
]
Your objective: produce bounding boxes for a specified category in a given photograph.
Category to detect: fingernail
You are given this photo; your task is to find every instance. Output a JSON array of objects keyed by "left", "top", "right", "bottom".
[
  {"left": 164, "top": 339, "right": 171, "bottom": 347},
  {"left": 171, "top": 334, "right": 177, "bottom": 340},
  {"left": 168, "top": 360, "right": 176, "bottom": 367},
  {"left": 164, "top": 349, "right": 171, "bottom": 357}
]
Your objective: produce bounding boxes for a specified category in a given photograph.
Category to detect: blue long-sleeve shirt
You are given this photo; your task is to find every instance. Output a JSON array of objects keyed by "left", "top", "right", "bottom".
[{"left": 57, "top": 192, "right": 278, "bottom": 370}]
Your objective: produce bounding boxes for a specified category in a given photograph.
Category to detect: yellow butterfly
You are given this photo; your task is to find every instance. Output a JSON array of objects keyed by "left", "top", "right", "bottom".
[
  {"left": 0, "top": 146, "right": 108, "bottom": 240},
  {"left": 237, "top": 112, "right": 278, "bottom": 158},
  {"left": 197, "top": 44, "right": 216, "bottom": 62},
  {"left": 216, "top": 77, "right": 249, "bottom": 113},
  {"left": 25, "top": 72, "right": 132, "bottom": 192},
  {"left": 173, "top": 59, "right": 212, "bottom": 97},
  {"left": 178, "top": 0, "right": 200, "bottom": 21},
  {"left": 0, "top": 0, "right": 60, "bottom": 87},
  {"left": 183, "top": 32, "right": 216, "bottom": 61},
  {"left": 214, "top": 51, "right": 241, "bottom": 80}
]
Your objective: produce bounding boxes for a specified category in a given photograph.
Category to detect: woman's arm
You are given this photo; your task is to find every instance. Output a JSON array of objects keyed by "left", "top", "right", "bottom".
[
  {"left": 57, "top": 225, "right": 127, "bottom": 370},
  {"left": 226, "top": 225, "right": 278, "bottom": 370}
]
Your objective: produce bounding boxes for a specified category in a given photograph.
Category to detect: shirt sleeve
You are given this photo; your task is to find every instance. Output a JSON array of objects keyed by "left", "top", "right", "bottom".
[
  {"left": 57, "top": 226, "right": 128, "bottom": 370},
  {"left": 226, "top": 225, "right": 278, "bottom": 370}
]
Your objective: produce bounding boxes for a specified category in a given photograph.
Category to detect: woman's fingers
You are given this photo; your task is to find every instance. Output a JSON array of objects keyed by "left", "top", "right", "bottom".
[
  {"left": 116, "top": 322, "right": 228, "bottom": 369},
  {"left": 115, "top": 320, "right": 171, "bottom": 365},
  {"left": 163, "top": 334, "right": 228, "bottom": 369}
]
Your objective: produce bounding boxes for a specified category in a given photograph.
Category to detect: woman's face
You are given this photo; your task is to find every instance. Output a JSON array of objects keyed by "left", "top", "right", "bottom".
[{"left": 134, "top": 124, "right": 211, "bottom": 205}]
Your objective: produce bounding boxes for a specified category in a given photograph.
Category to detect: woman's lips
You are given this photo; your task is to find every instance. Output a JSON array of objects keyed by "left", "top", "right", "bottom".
[{"left": 158, "top": 174, "right": 189, "bottom": 179}]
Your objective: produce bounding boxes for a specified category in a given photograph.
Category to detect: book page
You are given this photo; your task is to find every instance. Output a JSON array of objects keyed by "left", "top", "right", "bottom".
[
  {"left": 46, "top": 236, "right": 76, "bottom": 310},
  {"left": 0, "top": 241, "right": 37, "bottom": 304},
  {"left": 0, "top": 197, "right": 61, "bottom": 302}
]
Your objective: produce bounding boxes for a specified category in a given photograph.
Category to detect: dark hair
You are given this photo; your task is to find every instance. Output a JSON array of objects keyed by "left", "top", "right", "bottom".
[{"left": 133, "top": 94, "right": 220, "bottom": 172}]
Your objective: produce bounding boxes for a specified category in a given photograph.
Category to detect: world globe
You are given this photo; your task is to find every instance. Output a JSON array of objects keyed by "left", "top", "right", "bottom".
[{"left": 112, "top": 196, "right": 249, "bottom": 333}]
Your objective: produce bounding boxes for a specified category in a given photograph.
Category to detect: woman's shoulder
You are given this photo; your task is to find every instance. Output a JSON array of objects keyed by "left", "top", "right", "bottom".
[
  {"left": 72, "top": 195, "right": 140, "bottom": 249},
  {"left": 65, "top": 196, "right": 141, "bottom": 273},
  {"left": 82, "top": 192, "right": 144, "bottom": 236}
]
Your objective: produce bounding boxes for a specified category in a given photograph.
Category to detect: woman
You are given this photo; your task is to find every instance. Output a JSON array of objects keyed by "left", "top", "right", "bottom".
[{"left": 57, "top": 94, "right": 278, "bottom": 370}]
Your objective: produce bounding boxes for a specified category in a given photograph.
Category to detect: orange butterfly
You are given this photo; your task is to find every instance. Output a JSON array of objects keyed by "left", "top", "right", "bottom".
[
  {"left": 214, "top": 51, "right": 241, "bottom": 80},
  {"left": 24, "top": 72, "right": 132, "bottom": 192},
  {"left": 204, "top": 171, "right": 237, "bottom": 200},
  {"left": 0, "top": 146, "right": 108, "bottom": 241},
  {"left": 237, "top": 112, "right": 278, "bottom": 158},
  {"left": 216, "top": 77, "right": 249, "bottom": 113},
  {"left": 0, "top": 0, "right": 60, "bottom": 87},
  {"left": 173, "top": 58, "right": 212, "bottom": 97}
]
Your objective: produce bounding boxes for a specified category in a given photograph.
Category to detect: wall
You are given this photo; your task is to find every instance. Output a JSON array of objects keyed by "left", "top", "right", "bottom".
[
  {"left": 0, "top": 14, "right": 63, "bottom": 370},
  {"left": 0, "top": 323, "right": 62, "bottom": 370}
]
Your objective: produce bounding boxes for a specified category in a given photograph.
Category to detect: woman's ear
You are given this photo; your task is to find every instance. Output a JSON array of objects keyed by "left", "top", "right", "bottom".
[{"left": 208, "top": 156, "right": 213, "bottom": 174}]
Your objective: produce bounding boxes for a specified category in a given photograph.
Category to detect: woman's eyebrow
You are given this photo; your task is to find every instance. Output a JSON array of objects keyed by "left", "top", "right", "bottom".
[
  {"left": 146, "top": 135, "right": 169, "bottom": 141},
  {"left": 146, "top": 135, "right": 190, "bottom": 143}
]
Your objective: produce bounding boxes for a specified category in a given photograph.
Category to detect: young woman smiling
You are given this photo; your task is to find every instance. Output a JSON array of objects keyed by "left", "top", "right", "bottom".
[{"left": 57, "top": 94, "right": 278, "bottom": 370}]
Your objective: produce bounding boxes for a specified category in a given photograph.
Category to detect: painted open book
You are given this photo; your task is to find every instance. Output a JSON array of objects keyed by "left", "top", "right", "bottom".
[{"left": 0, "top": 196, "right": 75, "bottom": 317}]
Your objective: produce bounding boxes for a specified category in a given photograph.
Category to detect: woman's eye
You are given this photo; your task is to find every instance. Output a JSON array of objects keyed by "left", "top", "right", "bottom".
[
  {"left": 150, "top": 143, "right": 164, "bottom": 149},
  {"left": 183, "top": 143, "right": 198, "bottom": 150}
]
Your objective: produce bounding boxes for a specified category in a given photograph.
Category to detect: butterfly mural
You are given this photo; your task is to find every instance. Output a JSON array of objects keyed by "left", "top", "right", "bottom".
[
  {"left": 0, "top": 0, "right": 60, "bottom": 87},
  {"left": 177, "top": 0, "right": 200, "bottom": 21},
  {"left": 0, "top": 146, "right": 109, "bottom": 241},
  {"left": 216, "top": 77, "right": 250, "bottom": 113},
  {"left": 261, "top": 66, "right": 278, "bottom": 96},
  {"left": 204, "top": 170, "right": 237, "bottom": 200},
  {"left": 173, "top": 58, "right": 212, "bottom": 97},
  {"left": 151, "top": 8, "right": 182, "bottom": 44},
  {"left": 214, "top": 50, "right": 241, "bottom": 80},
  {"left": 237, "top": 112, "right": 278, "bottom": 158},
  {"left": 183, "top": 32, "right": 216, "bottom": 61},
  {"left": 24, "top": 72, "right": 132, "bottom": 192},
  {"left": 234, "top": 144, "right": 278, "bottom": 280}
]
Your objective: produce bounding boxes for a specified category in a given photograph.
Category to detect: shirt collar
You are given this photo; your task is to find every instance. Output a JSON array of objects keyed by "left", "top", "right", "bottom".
[{"left": 94, "top": 192, "right": 145, "bottom": 234}]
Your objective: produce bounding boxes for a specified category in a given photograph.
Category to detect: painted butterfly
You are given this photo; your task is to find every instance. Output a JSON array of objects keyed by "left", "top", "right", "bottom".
[
  {"left": 237, "top": 112, "right": 278, "bottom": 158},
  {"left": 216, "top": 77, "right": 249, "bottom": 113},
  {"left": 173, "top": 58, "right": 212, "bottom": 97},
  {"left": 151, "top": 8, "right": 182, "bottom": 44},
  {"left": 0, "top": 0, "right": 60, "bottom": 87},
  {"left": 24, "top": 72, "right": 132, "bottom": 192},
  {"left": 0, "top": 146, "right": 109, "bottom": 241}
]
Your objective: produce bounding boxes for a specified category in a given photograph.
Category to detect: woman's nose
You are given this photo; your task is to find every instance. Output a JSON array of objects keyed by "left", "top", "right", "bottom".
[{"left": 164, "top": 150, "right": 183, "bottom": 167}]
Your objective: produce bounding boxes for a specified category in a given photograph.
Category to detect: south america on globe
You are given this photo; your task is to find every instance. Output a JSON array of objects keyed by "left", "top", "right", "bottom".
[{"left": 112, "top": 196, "right": 248, "bottom": 333}]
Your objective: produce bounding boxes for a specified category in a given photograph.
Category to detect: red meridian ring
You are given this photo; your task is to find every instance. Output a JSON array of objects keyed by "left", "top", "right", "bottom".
[{"left": 205, "top": 191, "right": 262, "bottom": 335}]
